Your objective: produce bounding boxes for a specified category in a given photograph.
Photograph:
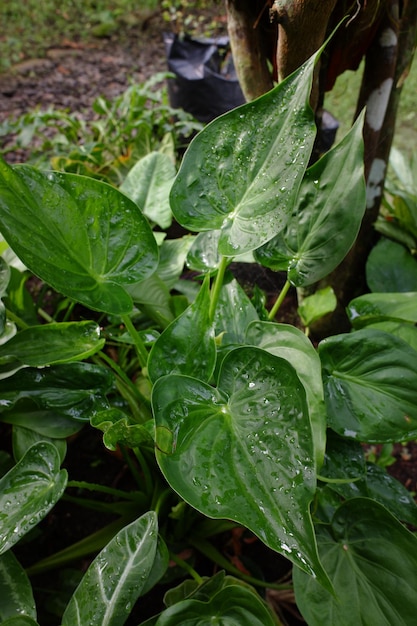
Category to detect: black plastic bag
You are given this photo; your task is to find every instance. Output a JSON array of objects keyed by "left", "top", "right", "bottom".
[{"left": 164, "top": 33, "right": 245, "bottom": 123}]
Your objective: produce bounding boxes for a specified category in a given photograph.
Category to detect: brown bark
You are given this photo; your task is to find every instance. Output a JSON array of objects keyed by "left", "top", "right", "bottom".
[{"left": 225, "top": 0, "right": 274, "bottom": 101}]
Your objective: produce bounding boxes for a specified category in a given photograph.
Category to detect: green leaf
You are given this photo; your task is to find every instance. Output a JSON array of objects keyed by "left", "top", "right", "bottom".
[
  {"left": 0, "top": 362, "right": 113, "bottom": 422},
  {"left": 1, "top": 617, "right": 39, "bottom": 626},
  {"left": 347, "top": 291, "right": 417, "bottom": 327},
  {"left": 255, "top": 113, "right": 366, "bottom": 286},
  {"left": 170, "top": 54, "right": 319, "bottom": 256},
  {"left": 152, "top": 585, "right": 277, "bottom": 625},
  {"left": 0, "top": 158, "right": 158, "bottom": 314},
  {"left": 245, "top": 321, "right": 327, "bottom": 469},
  {"left": 120, "top": 152, "right": 176, "bottom": 229},
  {"left": 91, "top": 408, "right": 153, "bottom": 451},
  {"left": 0, "top": 442, "right": 67, "bottom": 554},
  {"left": 319, "top": 329, "right": 417, "bottom": 442},
  {"left": 0, "top": 551, "right": 36, "bottom": 621},
  {"left": 153, "top": 346, "right": 329, "bottom": 585},
  {"left": 62, "top": 512, "right": 160, "bottom": 626},
  {"left": 366, "top": 238, "right": 417, "bottom": 292},
  {"left": 298, "top": 286, "right": 337, "bottom": 327},
  {"left": 186, "top": 231, "right": 224, "bottom": 274},
  {"left": 0, "top": 256, "right": 10, "bottom": 297},
  {"left": 148, "top": 277, "right": 216, "bottom": 383},
  {"left": 214, "top": 275, "right": 259, "bottom": 347},
  {"left": 0, "top": 321, "right": 105, "bottom": 372},
  {"left": 12, "top": 425, "right": 67, "bottom": 464},
  {"left": 293, "top": 498, "right": 417, "bottom": 626}
]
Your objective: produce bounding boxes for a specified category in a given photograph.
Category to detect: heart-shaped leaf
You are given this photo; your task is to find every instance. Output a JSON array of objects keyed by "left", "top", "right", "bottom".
[
  {"left": 319, "top": 329, "right": 417, "bottom": 442},
  {"left": 153, "top": 346, "right": 329, "bottom": 585},
  {"left": 245, "top": 321, "right": 326, "bottom": 468},
  {"left": 0, "top": 551, "right": 36, "bottom": 621},
  {"left": 0, "top": 442, "right": 67, "bottom": 554},
  {"left": 293, "top": 498, "right": 417, "bottom": 626},
  {"left": 0, "top": 158, "right": 158, "bottom": 314},
  {"left": 255, "top": 113, "right": 366, "bottom": 286},
  {"left": 148, "top": 277, "right": 216, "bottom": 383},
  {"left": 62, "top": 512, "right": 165, "bottom": 626},
  {"left": 120, "top": 152, "right": 176, "bottom": 229},
  {"left": 170, "top": 53, "right": 320, "bottom": 256}
]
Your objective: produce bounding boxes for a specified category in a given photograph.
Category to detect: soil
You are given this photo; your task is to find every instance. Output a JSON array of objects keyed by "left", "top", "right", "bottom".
[{"left": 1, "top": 12, "right": 417, "bottom": 625}]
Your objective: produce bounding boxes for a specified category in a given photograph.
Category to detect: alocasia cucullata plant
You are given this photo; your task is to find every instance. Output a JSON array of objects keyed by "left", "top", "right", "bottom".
[{"left": 0, "top": 40, "right": 417, "bottom": 625}]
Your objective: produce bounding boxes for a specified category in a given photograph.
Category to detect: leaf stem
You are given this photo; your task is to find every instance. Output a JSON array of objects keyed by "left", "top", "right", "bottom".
[
  {"left": 5, "top": 308, "right": 29, "bottom": 329},
  {"left": 189, "top": 537, "right": 292, "bottom": 591},
  {"left": 66, "top": 480, "right": 143, "bottom": 501},
  {"left": 268, "top": 279, "right": 291, "bottom": 321},
  {"left": 169, "top": 552, "right": 204, "bottom": 584},
  {"left": 121, "top": 313, "right": 148, "bottom": 369},
  {"left": 209, "top": 256, "right": 229, "bottom": 323}
]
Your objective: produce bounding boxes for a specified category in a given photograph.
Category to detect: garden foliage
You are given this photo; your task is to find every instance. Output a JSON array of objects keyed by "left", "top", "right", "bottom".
[{"left": 0, "top": 43, "right": 417, "bottom": 625}]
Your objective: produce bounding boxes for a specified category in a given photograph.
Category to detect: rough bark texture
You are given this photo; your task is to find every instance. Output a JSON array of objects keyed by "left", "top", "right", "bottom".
[{"left": 225, "top": 0, "right": 274, "bottom": 100}]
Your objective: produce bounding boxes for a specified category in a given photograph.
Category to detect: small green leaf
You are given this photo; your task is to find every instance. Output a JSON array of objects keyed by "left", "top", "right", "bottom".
[
  {"left": 153, "top": 346, "right": 329, "bottom": 585},
  {"left": 120, "top": 152, "right": 176, "bottom": 229},
  {"left": 12, "top": 425, "right": 67, "bottom": 464},
  {"left": 319, "top": 329, "right": 417, "bottom": 442},
  {"left": 0, "top": 158, "right": 158, "bottom": 314},
  {"left": 148, "top": 277, "right": 216, "bottom": 383},
  {"left": 0, "top": 551, "right": 36, "bottom": 621},
  {"left": 293, "top": 498, "right": 417, "bottom": 626},
  {"left": 170, "top": 53, "right": 319, "bottom": 256},
  {"left": 91, "top": 409, "right": 153, "bottom": 451},
  {"left": 0, "top": 442, "right": 67, "bottom": 554},
  {"left": 62, "top": 512, "right": 161, "bottom": 626},
  {"left": 0, "top": 321, "right": 105, "bottom": 370},
  {"left": 255, "top": 113, "right": 366, "bottom": 286},
  {"left": 298, "top": 286, "right": 337, "bottom": 327}
]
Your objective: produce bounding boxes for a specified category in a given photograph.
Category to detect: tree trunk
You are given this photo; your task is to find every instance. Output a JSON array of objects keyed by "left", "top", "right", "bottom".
[{"left": 225, "top": 0, "right": 274, "bottom": 100}]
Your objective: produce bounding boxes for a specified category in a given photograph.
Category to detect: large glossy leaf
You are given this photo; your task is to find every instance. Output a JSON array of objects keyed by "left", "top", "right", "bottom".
[
  {"left": 61, "top": 512, "right": 161, "bottom": 626},
  {"left": 0, "top": 158, "right": 158, "bottom": 314},
  {"left": 366, "top": 237, "right": 417, "bottom": 292},
  {"left": 255, "top": 114, "right": 366, "bottom": 286},
  {"left": 120, "top": 152, "right": 176, "bottom": 229},
  {"left": 0, "top": 321, "right": 104, "bottom": 373},
  {"left": 152, "top": 585, "right": 276, "bottom": 626},
  {"left": 293, "top": 498, "right": 417, "bottom": 626},
  {"left": 148, "top": 277, "right": 216, "bottom": 383},
  {"left": 0, "top": 362, "right": 113, "bottom": 422},
  {"left": 153, "top": 346, "right": 329, "bottom": 585},
  {"left": 245, "top": 321, "right": 326, "bottom": 468},
  {"left": 319, "top": 329, "right": 417, "bottom": 442},
  {"left": 170, "top": 54, "right": 319, "bottom": 256},
  {"left": 0, "top": 442, "right": 67, "bottom": 554},
  {"left": 0, "top": 551, "right": 36, "bottom": 621}
]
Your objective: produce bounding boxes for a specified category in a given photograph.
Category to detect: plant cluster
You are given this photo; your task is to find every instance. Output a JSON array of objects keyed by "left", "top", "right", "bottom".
[
  {"left": 0, "top": 45, "right": 417, "bottom": 625},
  {"left": 0, "top": 74, "right": 201, "bottom": 186}
]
